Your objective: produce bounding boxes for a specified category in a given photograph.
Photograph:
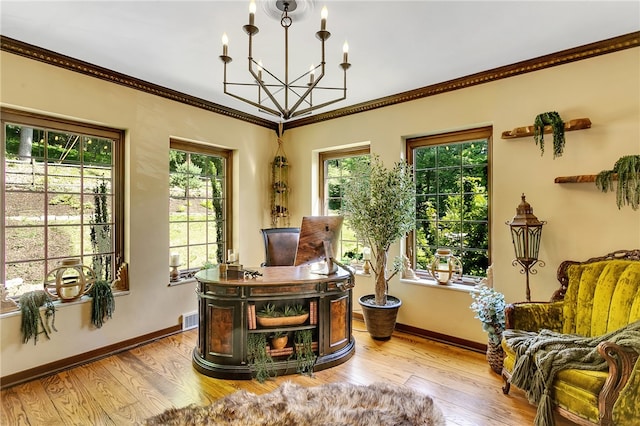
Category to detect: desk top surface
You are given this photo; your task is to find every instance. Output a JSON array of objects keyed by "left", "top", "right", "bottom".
[{"left": 195, "top": 265, "right": 351, "bottom": 286}]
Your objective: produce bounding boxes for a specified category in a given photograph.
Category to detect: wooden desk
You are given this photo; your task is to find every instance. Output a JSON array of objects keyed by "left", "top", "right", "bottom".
[{"left": 193, "top": 266, "right": 355, "bottom": 379}]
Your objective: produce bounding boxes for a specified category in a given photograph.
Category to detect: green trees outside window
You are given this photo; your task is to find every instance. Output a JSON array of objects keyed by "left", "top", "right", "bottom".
[
  {"left": 169, "top": 143, "right": 230, "bottom": 270},
  {"left": 2, "top": 110, "right": 122, "bottom": 298},
  {"left": 320, "top": 149, "right": 370, "bottom": 263},
  {"left": 408, "top": 128, "right": 491, "bottom": 280}
]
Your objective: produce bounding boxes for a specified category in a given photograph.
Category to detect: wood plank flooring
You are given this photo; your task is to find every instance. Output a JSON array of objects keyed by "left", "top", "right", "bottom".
[{"left": 1, "top": 319, "right": 576, "bottom": 425}]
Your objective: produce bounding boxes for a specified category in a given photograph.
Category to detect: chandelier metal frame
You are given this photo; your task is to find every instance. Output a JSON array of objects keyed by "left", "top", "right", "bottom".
[{"left": 220, "top": 0, "right": 350, "bottom": 121}]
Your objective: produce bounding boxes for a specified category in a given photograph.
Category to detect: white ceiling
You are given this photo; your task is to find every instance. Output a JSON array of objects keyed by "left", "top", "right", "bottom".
[{"left": 1, "top": 1, "right": 639, "bottom": 123}]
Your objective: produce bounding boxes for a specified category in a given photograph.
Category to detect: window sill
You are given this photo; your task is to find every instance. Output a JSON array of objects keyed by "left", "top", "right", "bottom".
[
  {"left": 0, "top": 290, "right": 130, "bottom": 319},
  {"left": 400, "top": 277, "right": 476, "bottom": 293},
  {"left": 168, "top": 277, "right": 197, "bottom": 287}
]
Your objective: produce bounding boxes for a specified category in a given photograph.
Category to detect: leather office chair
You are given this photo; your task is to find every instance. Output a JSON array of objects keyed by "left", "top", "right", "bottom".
[{"left": 260, "top": 227, "right": 300, "bottom": 266}]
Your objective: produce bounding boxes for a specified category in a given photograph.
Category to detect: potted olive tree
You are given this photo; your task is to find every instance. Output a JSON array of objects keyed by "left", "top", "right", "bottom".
[{"left": 342, "top": 155, "right": 416, "bottom": 340}]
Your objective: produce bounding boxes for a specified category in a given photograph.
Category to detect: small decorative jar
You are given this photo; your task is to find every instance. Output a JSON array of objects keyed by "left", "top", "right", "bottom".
[
  {"left": 430, "top": 248, "right": 463, "bottom": 284},
  {"left": 45, "top": 258, "right": 96, "bottom": 302}
]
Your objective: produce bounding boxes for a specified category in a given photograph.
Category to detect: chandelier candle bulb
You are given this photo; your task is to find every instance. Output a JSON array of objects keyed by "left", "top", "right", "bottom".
[
  {"left": 309, "top": 65, "right": 315, "bottom": 84},
  {"left": 343, "top": 41, "right": 349, "bottom": 63},
  {"left": 321, "top": 6, "right": 328, "bottom": 30},
  {"left": 249, "top": 1, "right": 256, "bottom": 26},
  {"left": 221, "top": 33, "right": 229, "bottom": 56}
]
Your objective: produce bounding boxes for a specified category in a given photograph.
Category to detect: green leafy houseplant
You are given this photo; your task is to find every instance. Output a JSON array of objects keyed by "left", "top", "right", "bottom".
[
  {"left": 533, "top": 111, "right": 565, "bottom": 158},
  {"left": 90, "top": 280, "right": 115, "bottom": 328},
  {"left": 19, "top": 290, "right": 57, "bottom": 345},
  {"left": 258, "top": 303, "right": 307, "bottom": 318},
  {"left": 469, "top": 285, "right": 506, "bottom": 346},
  {"left": 292, "top": 329, "right": 316, "bottom": 376},
  {"left": 247, "top": 333, "right": 275, "bottom": 383},
  {"left": 341, "top": 155, "right": 416, "bottom": 306},
  {"left": 595, "top": 155, "right": 640, "bottom": 210}
]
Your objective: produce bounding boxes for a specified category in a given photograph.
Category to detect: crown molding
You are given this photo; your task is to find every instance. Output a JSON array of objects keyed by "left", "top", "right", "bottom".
[
  {"left": 0, "top": 35, "right": 278, "bottom": 132},
  {"left": 284, "top": 31, "right": 640, "bottom": 130},
  {"left": 2, "top": 32, "right": 638, "bottom": 133}
]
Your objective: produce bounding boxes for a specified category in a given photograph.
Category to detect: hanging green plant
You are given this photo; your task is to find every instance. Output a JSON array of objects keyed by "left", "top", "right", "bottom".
[
  {"left": 292, "top": 329, "right": 316, "bottom": 376},
  {"left": 247, "top": 333, "right": 275, "bottom": 383},
  {"left": 19, "top": 290, "right": 56, "bottom": 345},
  {"left": 90, "top": 280, "right": 115, "bottom": 328},
  {"left": 595, "top": 155, "right": 640, "bottom": 210},
  {"left": 533, "top": 112, "right": 565, "bottom": 158}
]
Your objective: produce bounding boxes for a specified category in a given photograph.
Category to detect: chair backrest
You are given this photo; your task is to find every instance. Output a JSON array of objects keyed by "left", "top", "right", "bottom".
[
  {"left": 558, "top": 251, "right": 640, "bottom": 337},
  {"left": 261, "top": 228, "right": 300, "bottom": 266}
]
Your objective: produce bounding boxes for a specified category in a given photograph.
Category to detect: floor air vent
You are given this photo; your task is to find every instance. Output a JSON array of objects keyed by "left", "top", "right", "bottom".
[{"left": 182, "top": 311, "right": 198, "bottom": 330}]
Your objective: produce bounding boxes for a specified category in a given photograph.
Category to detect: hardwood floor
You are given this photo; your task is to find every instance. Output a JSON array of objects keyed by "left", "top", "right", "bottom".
[{"left": 1, "top": 319, "right": 576, "bottom": 425}]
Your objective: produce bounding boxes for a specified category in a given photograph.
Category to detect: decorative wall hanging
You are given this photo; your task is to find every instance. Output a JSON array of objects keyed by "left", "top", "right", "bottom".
[
  {"left": 533, "top": 111, "right": 565, "bottom": 158},
  {"left": 270, "top": 124, "right": 290, "bottom": 227},
  {"left": 595, "top": 155, "right": 640, "bottom": 210}
]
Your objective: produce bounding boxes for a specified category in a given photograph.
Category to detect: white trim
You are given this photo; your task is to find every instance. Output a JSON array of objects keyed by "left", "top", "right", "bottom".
[
  {"left": 0, "top": 290, "right": 130, "bottom": 319},
  {"left": 400, "top": 277, "right": 475, "bottom": 293}
]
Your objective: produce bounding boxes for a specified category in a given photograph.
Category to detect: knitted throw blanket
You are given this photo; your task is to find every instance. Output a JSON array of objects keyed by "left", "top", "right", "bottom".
[{"left": 504, "top": 321, "right": 640, "bottom": 426}]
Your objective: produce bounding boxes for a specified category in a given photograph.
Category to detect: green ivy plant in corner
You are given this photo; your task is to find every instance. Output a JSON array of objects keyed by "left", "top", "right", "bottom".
[
  {"left": 533, "top": 111, "right": 565, "bottom": 158},
  {"left": 595, "top": 155, "right": 640, "bottom": 210}
]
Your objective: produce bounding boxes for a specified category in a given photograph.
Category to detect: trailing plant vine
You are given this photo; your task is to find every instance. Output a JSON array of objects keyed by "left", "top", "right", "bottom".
[
  {"left": 247, "top": 333, "right": 275, "bottom": 383},
  {"left": 207, "top": 160, "right": 225, "bottom": 263},
  {"left": 90, "top": 280, "right": 115, "bottom": 328},
  {"left": 293, "top": 329, "right": 316, "bottom": 376},
  {"left": 90, "top": 179, "right": 111, "bottom": 281},
  {"left": 19, "top": 290, "right": 56, "bottom": 345},
  {"left": 595, "top": 155, "right": 640, "bottom": 210},
  {"left": 533, "top": 112, "right": 565, "bottom": 158}
]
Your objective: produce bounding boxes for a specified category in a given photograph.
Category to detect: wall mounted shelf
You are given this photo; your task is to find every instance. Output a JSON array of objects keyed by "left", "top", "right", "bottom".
[
  {"left": 554, "top": 174, "right": 619, "bottom": 184},
  {"left": 502, "top": 118, "right": 591, "bottom": 139}
]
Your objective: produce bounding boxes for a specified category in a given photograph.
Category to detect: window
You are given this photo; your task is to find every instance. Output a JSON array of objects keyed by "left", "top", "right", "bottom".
[
  {"left": 320, "top": 147, "right": 370, "bottom": 263},
  {"left": 407, "top": 127, "right": 491, "bottom": 281},
  {"left": 169, "top": 140, "right": 231, "bottom": 274},
  {"left": 2, "top": 108, "right": 124, "bottom": 298}
]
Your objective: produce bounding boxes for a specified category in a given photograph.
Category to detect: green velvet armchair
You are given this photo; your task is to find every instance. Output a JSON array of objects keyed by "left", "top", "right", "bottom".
[{"left": 501, "top": 249, "right": 640, "bottom": 426}]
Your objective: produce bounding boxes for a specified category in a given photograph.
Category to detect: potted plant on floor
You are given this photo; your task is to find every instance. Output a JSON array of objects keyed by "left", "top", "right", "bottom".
[
  {"left": 469, "top": 284, "right": 506, "bottom": 374},
  {"left": 341, "top": 155, "right": 416, "bottom": 340}
]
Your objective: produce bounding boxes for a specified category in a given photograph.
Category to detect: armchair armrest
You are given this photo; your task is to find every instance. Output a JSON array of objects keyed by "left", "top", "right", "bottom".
[
  {"left": 504, "top": 301, "right": 564, "bottom": 332},
  {"left": 597, "top": 341, "right": 639, "bottom": 426}
]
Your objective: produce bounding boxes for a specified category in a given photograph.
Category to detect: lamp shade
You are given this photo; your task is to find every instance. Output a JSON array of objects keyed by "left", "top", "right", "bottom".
[{"left": 507, "top": 194, "right": 545, "bottom": 266}]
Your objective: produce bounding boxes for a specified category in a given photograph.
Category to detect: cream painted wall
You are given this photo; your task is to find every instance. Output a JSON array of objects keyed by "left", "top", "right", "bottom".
[
  {"left": 283, "top": 48, "right": 640, "bottom": 344},
  {"left": 1, "top": 46, "right": 638, "bottom": 378},
  {"left": 0, "top": 52, "right": 275, "bottom": 377}
]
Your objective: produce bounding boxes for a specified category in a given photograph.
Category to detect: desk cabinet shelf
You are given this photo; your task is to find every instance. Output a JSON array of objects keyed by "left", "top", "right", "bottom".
[{"left": 193, "top": 267, "right": 355, "bottom": 379}]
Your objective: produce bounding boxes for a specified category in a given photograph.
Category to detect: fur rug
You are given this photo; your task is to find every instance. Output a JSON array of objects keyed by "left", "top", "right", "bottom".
[{"left": 145, "top": 381, "right": 446, "bottom": 425}]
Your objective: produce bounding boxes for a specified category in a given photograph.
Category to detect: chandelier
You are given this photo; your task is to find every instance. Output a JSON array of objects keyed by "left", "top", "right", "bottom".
[{"left": 220, "top": 0, "right": 350, "bottom": 121}]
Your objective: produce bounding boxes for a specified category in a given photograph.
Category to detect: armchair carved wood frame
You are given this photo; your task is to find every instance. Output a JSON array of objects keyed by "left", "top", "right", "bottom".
[{"left": 501, "top": 249, "right": 640, "bottom": 426}]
